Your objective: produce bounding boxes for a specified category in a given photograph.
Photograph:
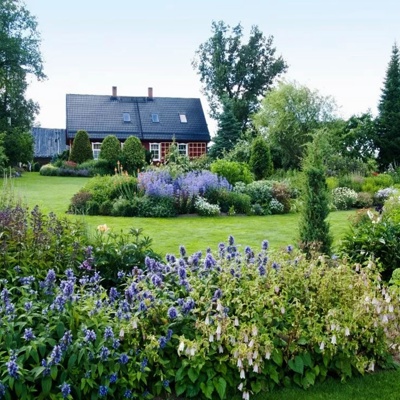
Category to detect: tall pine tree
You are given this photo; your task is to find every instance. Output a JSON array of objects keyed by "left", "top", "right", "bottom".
[{"left": 376, "top": 43, "right": 400, "bottom": 170}]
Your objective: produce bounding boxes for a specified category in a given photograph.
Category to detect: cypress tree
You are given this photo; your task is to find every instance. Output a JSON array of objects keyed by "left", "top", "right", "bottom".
[
  {"left": 298, "top": 130, "right": 332, "bottom": 256},
  {"left": 69, "top": 130, "right": 93, "bottom": 164},
  {"left": 376, "top": 43, "right": 400, "bottom": 170},
  {"left": 249, "top": 135, "right": 273, "bottom": 180}
]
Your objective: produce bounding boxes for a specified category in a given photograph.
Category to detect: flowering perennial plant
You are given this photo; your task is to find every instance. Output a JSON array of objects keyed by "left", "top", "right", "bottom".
[
  {"left": 331, "top": 187, "right": 358, "bottom": 210},
  {"left": 0, "top": 226, "right": 399, "bottom": 399}
]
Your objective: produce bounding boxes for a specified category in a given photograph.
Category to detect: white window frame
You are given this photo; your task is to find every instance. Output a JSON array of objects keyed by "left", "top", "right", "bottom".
[
  {"left": 179, "top": 113, "right": 187, "bottom": 123},
  {"left": 150, "top": 143, "right": 160, "bottom": 161},
  {"left": 92, "top": 142, "right": 102, "bottom": 160},
  {"left": 178, "top": 143, "right": 188, "bottom": 156}
]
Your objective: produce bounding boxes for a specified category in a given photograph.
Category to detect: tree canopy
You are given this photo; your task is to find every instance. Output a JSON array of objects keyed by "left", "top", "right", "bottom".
[
  {"left": 376, "top": 43, "right": 400, "bottom": 170},
  {"left": 253, "top": 81, "right": 337, "bottom": 170},
  {"left": 0, "top": 0, "right": 46, "bottom": 164},
  {"left": 193, "top": 21, "right": 287, "bottom": 130}
]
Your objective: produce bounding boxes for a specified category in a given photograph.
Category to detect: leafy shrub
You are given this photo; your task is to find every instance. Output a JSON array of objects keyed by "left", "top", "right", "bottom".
[
  {"left": 99, "top": 200, "right": 113, "bottom": 216},
  {"left": 331, "top": 187, "right": 358, "bottom": 210},
  {"left": 326, "top": 176, "right": 339, "bottom": 191},
  {"left": 135, "top": 195, "right": 177, "bottom": 217},
  {"left": 390, "top": 268, "right": 400, "bottom": 285},
  {"left": 111, "top": 197, "right": 136, "bottom": 217},
  {"left": 69, "top": 129, "right": 93, "bottom": 164},
  {"left": 68, "top": 190, "right": 92, "bottom": 214},
  {"left": 361, "top": 174, "right": 394, "bottom": 194},
  {"left": 340, "top": 208, "right": 400, "bottom": 281},
  {"left": 79, "top": 158, "right": 114, "bottom": 176},
  {"left": 194, "top": 196, "right": 221, "bottom": 216},
  {"left": 272, "top": 181, "right": 292, "bottom": 213},
  {"left": 39, "top": 163, "right": 59, "bottom": 176},
  {"left": 238, "top": 180, "right": 273, "bottom": 206},
  {"left": 269, "top": 198, "right": 284, "bottom": 214},
  {"left": 80, "top": 176, "right": 115, "bottom": 204},
  {"left": 251, "top": 203, "right": 266, "bottom": 215},
  {"left": 210, "top": 159, "right": 253, "bottom": 185},
  {"left": 204, "top": 189, "right": 251, "bottom": 214},
  {"left": 375, "top": 187, "right": 398, "bottom": 203},
  {"left": 355, "top": 192, "right": 374, "bottom": 208},
  {"left": 121, "top": 136, "right": 146, "bottom": 174}
]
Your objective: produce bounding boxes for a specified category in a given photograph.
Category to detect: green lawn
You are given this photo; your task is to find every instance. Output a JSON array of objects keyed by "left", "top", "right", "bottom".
[{"left": 8, "top": 172, "right": 355, "bottom": 255}]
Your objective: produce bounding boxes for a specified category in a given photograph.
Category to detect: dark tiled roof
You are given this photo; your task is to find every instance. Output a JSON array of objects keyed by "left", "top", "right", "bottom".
[
  {"left": 32, "top": 127, "right": 66, "bottom": 157},
  {"left": 66, "top": 94, "right": 210, "bottom": 142}
]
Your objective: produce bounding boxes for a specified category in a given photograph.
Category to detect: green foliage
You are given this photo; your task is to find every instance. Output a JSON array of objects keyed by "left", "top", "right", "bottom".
[
  {"left": 204, "top": 189, "right": 252, "bottom": 214},
  {"left": 134, "top": 195, "right": 177, "bottom": 217},
  {"left": 271, "top": 181, "right": 292, "bottom": 213},
  {"left": 340, "top": 207, "right": 400, "bottom": 281},
  {"left": 99, "top": 135, "right": 121, "bottom": 164},
  {"left": 69, "top": 130, "right": 93, "bottom": 164},
  {"left": 0, "top": 0, "right": 46, "bottom": 166},
  {"left": 376, "top": 43, "right": 400, "bottom": 170},
  {"left": 208, "top": 97, "right": 242, "bottom": 159},
  {"left": 210, "top": 159, "right": 253, "bottom": 185},
  {"left": 299, "top": 132, "right": 332, "bottom": 255},
  {"left": 253, "top": 81, "right": 337, "bottom": 170},
  {"left": 355, "top": 192, "right": 374, "bottom": 208},
  {"left": 193, "top": 20, "right": 287, "bottom": 129},
  {"left": 121, "top": 136, "right": 146, "bottom": 174},
  {"left": 361, "top": 174, "right": 394, "bottom": 194},
  {"left": 68, "top": 190, "right": 93, "bottom": 214},
  {"left": 194, "top": 196, "right": 221, "bottom": 216},
  {"left": 39, "top": 163, "right": 59, "bottom": 176},
  {"left": 78, "top": 158, "right": 114, "bottom": 175},
  {"left": 249, "top": 135, "right": 273, "bottom": 179}
]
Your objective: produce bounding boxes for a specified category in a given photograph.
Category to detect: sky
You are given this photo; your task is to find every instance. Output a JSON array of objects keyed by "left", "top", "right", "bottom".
[{"left": 25, "top": 0, "right": 400, "bottom": 136}]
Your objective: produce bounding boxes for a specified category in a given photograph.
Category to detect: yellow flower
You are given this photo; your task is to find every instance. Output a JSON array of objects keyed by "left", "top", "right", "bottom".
[{"left": 97, "top": 224, "right": 110, "bottom": 232}]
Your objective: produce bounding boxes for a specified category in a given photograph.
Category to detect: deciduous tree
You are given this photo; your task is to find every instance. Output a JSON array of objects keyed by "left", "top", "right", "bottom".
[
  {"left": 0, "top": 0, "right": 46, "bottom": 164},
  {"left": 193, "top": 21, "right": 287, "bottom": 130},
  {"left": 253, "top": 81, "right": 337, "bottom": 170}
]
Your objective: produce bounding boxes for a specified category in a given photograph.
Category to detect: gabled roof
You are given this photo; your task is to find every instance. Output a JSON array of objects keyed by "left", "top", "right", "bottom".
[
  {"left": 66, "top": 93, "right": 210, "bottom": 142},
  {"left": 32, "top": 127, "right": 66, "bottom": 157}
]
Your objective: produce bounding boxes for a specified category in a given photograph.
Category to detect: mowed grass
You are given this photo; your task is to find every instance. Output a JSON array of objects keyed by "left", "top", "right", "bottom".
[
  {"left": 9, "top": 172, "right": 355, "bottom": 255},
  {"left": 6, "top": 173, "right": 400, "bottom": 398}
]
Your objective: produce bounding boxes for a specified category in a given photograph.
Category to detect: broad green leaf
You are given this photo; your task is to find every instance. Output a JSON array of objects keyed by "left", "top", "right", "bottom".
[
  {"left": 288, "top": 355, "right": 304, "bottom": 374},
  {"left": 50, "top": 365, "right": 57, "bottom": 380},
  {"left": 41, "top": 377, "right": 52, "bottom": 396},
  {"left": 272, "top": 348, "right": 283, "bottom": 367},
  {"left": 251, "top": 380, "right": 262, "bottom": 394},
  {"left": 68, "top": 354, "right": 77, "bottom": 369},
  {"left": 200, "top": 381, "right": 214, "bottom": 399},
  {"left": 188, "top": 367, "right": 199, "bottom": 383},
  {"left": 213, "top": 377, "right": 227, "bottom": 400}
]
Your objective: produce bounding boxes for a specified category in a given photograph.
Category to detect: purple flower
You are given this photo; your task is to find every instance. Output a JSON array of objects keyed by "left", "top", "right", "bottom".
[
  {"left": 6, "top": 354, "right": 18, "bottom": 379},
  {"left": 49, "top": 345, "right": 62, "bottom": 365},
  {"left": 138, "top": 301, "right": 147, "bottom": 312},
  {"left": 119, "top": 354, "right": 129, "bottom": 364},
  {"left": 117, "top": 271, "right": 125, "bottom": 280},
  {"left": 228, "top": 235, "right": 235, "bottom": 246},
  {"left": 104, "top": 327, "right": 114, "bottom": 340},
  {"left": 24, "top": 301, "right": 33, "bottom": 311},
  {"left": 109, "top": 373, "right": 117, "bottom": 384},
  {"left": 19, "top": 276, "right": 35, "bottom": 285},
  {"left": 258, "top": 264, "right": 266, "bottom": 276},
  {"left": 23, "top": 328, "right": 36, "bottom": 341},
  {"left": 272, "top": 262, "right": 281, "bottom": 272},
  {"left": 178, "top": 266, "right": 187, "bottom": 280},
  {"left": 60, "top": 331, "right": 73, "bottom": 351},
  {"left": 167, "top": 307, "right": 178, "bottom": 319},
  {"left": 83, "top": 329, "right": 96, "bottom": 342},
  {"left": 60, "top": 280, "right": 74, "bottom": 298},
  {"left": 0, "top": 382, "right": 6, "bottom": 397},
  {"left": 151, "top": 274, "right": 162, "bottom": 287},
  {"left": 99, "top": 346, "right": 110, "bottom": 361},
  {"left": 212, "top": 289, "right": 222, "bottom": 301},
  {"left": 163, "top": 380, "right": 170, "bottom": 388},
  {"left": 182, "top": 298, "right": 195, "bottom": 314},
  {"left": 262, "top": 240, "right": 269, "bottom": 251},
  {"left": 109, "top": 287, "right": 119, "bottom": 303},
  {"left": 99, "top": 385, "right": 108, "bottom": 397},
  {"left": 124, "top": 389, "right": 132, "bottom": 398},
  {"left": 287, "top": 245, "right": 293, "bottom": 253},
  {"left": 140, "top": 357, "right": 148, "bottom": 372},
  {"left": 179, "top": 245, "right": 186, "bottom": 257},
  {"left": 159, "top": 336, "right": 167, "bottom": 349},
  {"left": 112, "top": 339, "right": 120, "bottom": 349},
  {"left": 60, "top": 382, "right": 71, "bottom": 398},
  {"left": 41, "top": 359, "right": 50, "bottom": 376},
  {"left": 166, "top": 329, "right": 173, "bottom": 341}
]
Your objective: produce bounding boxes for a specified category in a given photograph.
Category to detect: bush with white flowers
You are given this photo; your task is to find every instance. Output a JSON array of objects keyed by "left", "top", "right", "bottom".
[
  {"left": 194, "top": 196, "right": 221, "bottom": 216},
  {"left": 331, "top": 187, "right": 358, "bottom": 210}
]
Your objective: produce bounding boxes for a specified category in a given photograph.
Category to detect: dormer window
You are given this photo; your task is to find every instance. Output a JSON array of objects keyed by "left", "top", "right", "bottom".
[
  {"left": 123, "top": 112, "right": 131, "bottom": 122},
  {"left": 179, "top": 113, "right": 187, "bottom": 123},
  {"left": 151, "top": 113, "right": 159, "bottom": 123}
]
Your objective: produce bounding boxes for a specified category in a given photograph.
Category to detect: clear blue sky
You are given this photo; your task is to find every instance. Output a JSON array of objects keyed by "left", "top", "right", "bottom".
[{"left": 25, "top": 0, "right": 399, "bottom": 135}]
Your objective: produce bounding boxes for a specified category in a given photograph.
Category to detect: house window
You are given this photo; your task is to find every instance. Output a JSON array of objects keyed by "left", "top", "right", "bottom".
[
  {"left": 178, "top": 143, "right": 188, "bottom": 156},
  {"left": 151, "top": 113, "right": 159, "bottom": 123},
  {"left": 179, "top": 113, "right": 187, "bottom": 123},
  {"left": 123, "top": 112, "right": 131, "bottom": 122},
  {"left": 150, "top": 143, "right": 160, "bottom": 161},
  {"left": 92, "top": 142, "right": 101, "bottom": 160}
]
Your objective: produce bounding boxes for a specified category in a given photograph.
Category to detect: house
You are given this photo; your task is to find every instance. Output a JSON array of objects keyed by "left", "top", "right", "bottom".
[
  {"left": 31, "top": 127, "right": 67, "bottom": 164},
  {"left": 66, "top": 87, "right": 211, "bottom": 162}
]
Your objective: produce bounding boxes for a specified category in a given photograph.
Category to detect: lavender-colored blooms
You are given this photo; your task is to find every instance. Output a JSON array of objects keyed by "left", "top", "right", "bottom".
[
  {"left": 6, "top": 354, "right": 18, "bottom": 379},
  {"left": 158, "top": 336, "right": 167, "bottom": 349},
  {"left": 151, "top": 274, "right": 162, "bottom": 287},
  {"left": 49, "top": 345, "right": 62, "bottom": 365},
  {"left": 23, "top": 328, "right": 36, "bottom": 341},
  {"left": 109, "top": 287, "right": 119, "bottom": 303},
  {"left": 258, "top": 264, "right": 266, "bottom": 276},
  {"left": 178, "top": 266, "right": 187, "bottom": 280},
  {"left": 99, "top": 385, "right": 108, "bottom": 397},
  {"left": 60, "top": 280, "right": 74, "bottom": 298},
  {"left": 24, "top": 301, "right": 33, "bottom": 311},
  {"left": 179, "top": 245, "right": 186, "bottom": 257},
  {"left": 109, "top": 373, "right": 117, "bottom": 384},
  {"left": 99, "top": 346, "right": 110, "bottom": 361},
  {"left": 19, "top": 276, "right": 35, "bottom": 285},
  {"left": 262, "top": 240, "right": 269, "bottom": 251},
  {"left": 212, "top": 288, "right": 223, "bottom": 301},
  {"left": 166, "top": 329, "right": 173, "bottom": 341},
  {"left": 104, "top": 326, "right": 114, "bottom": 340},
  {"left": 167, "top": 306, "right": 178, "bottom": 319},
  {"left": 83, "top": 329, "right": 96, "bottom": 342},
  {"left": 60, "top": 382, "right": 71, "bottom": 398},
  {"left": 60, "top": 331, "right": 73, "bottom": 351},
  {"left": 119, "top": 353, "right": 129, "bottom": 364}
]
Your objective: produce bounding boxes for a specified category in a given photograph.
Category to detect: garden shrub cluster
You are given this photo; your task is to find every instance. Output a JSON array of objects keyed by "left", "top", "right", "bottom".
[
  {"left": 0, "top": 204, "right": 399, "bottom": 399},
  {"left": 340, "top": 194, "right": 400, "bottom": 281}
]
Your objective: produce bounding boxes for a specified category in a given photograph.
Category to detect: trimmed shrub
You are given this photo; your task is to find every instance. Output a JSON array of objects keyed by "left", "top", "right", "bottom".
[
  {"left": 69, "top": 130, "right": 93, "bottom": 164},
  {"left": 361, "top": 174, "right": 394, "bottom": 194},
  {"left": 239, "top": 180, "right": 273, "bottom": 206},
  {"left": 194, "top": 196, "right": 221, "bottom": 216},
  {"left": 210, "top": 159, "right": 253, "bottom": 185},
  {"left": 68, "top": 190, "right": 92, "bottom": 214},
  {"left": 39, "top": 164, "right": 59, "bottom": 176},
  {"left": 99, "top": 135, "right": 121, "bottom": 164},
  {"left": 122, "top": 136, "right": 146, "bottom": 174},
  {"left": 204, "top": 188, "right": 251, "bottom": 214}
]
